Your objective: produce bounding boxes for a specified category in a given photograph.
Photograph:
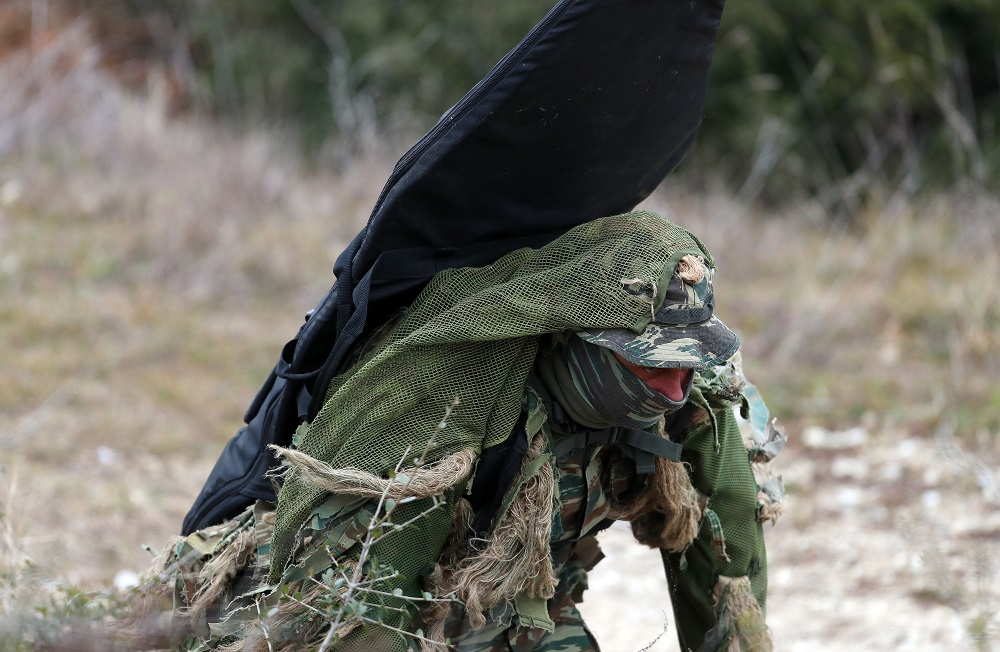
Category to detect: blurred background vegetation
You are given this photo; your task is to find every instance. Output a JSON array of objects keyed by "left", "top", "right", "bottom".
[
  {"left": 73, "top": 0, "right": 999, "bottom": 210},
  {"left": 1, "top": 1, "right": 998, "bottom": 648}
]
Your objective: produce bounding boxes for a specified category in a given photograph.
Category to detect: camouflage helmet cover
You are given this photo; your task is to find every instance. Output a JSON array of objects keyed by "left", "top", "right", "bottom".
[{"left": 578, "top": 256, "right": 739, "bottom": 370}]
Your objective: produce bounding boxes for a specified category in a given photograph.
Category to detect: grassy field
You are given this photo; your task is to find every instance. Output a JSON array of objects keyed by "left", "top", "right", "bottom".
[{"left": 1, "top": 20, "right": 998, "bottom": 651}]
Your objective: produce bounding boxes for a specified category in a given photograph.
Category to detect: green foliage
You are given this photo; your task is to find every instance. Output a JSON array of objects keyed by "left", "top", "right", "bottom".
[
  {"left": 0, "top": 562, "right": 130, "bottom": 650},
  {"left": 92, "top": 0, "right": 997, "bottom": 199},
  {"left": 172, "top": 0, "right": 552, "bottom": 148},
  {"left": 699, "top": 0, "right": 1000, "bottom": 205}
]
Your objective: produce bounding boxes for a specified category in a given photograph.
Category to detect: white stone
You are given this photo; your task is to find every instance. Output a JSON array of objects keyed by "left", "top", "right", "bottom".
[
  {"left": 96, "top": 446, "right": 118, "bottom": 466},
  {"left": 836, "top": 486, "right": 864, "bottom": 506},
  {"left": 922, "top": 490, "right": 942, "bottom": 509}
]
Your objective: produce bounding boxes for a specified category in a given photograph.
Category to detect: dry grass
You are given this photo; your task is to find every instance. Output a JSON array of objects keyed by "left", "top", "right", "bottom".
[
  {"left": 0, "top": 23, "right": 394, "bottom": 592},
  {"left": 1, "top": 11, "right": 998, "bottom": 651},
  {"left": 644, "top": 188, "right": 1000, "bottom": 436}
]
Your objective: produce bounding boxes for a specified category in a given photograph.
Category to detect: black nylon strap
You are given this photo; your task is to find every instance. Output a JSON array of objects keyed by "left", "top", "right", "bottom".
[
  {"left": 535, "top": 377, "right": 683, "bottom": 471},
  {"left": 467, "top": 412, "right": 532, "bottom": 536},
  {"left": 553, "top": 426, "right": 682, "bottom": 464},
  {"left": 631, "top": 449, "right": 656, "bottom": 476},
  {"left": 552, "top": 431, "right": 602, "bottom": 458},
  {"left": 620, "top": 428, "right": 683, "bottom": 463}
]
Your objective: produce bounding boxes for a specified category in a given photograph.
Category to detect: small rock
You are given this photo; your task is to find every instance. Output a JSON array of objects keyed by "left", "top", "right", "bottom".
[
  {"left": 879, "top": 460, "right": 903, "bottom": 482},
  {"left": 831, "top": 456, "right": 868, "bottom": 480},
  {"left": 96, "top": 446, "right": 118, "bottom": 466},
  {"left": 0, "top": 180, "right": 22, "bottom": 206},
  {"left": 836, "top": 486, "right": 864, "bottom": 506},
  {"left": 803, "top": 426, "right": 868, "bottom": 449},
  {"left": 897, "top": 439, "right": 918, "bottom": 459},
  {"left": 921, "top": 490, "right": 941, "bottom": 509}
]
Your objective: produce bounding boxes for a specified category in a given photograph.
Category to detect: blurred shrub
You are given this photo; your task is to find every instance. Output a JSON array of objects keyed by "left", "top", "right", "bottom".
[
  {"left": 71, "top": 0, "right": 998, "bottom": 201},
  {"left": 700, "top": 0, "right": 1000, "bottom": 208},
  {"left": 122, "top": 0, "right": 553, "bottom": 149}
]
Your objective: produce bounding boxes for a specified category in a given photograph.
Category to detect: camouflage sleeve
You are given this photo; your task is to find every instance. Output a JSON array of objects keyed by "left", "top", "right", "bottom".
[
  {"left": 160, "top": 490, "right": 458, "bottom": 651},
  {"left": 661, "top": 364, "right": 776, "bottom": 652}
]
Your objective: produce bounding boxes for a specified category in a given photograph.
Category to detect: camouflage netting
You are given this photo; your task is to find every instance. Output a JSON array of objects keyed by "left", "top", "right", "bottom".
[{"left": 268, "top": 211, "right": 715, "bottom": 598}]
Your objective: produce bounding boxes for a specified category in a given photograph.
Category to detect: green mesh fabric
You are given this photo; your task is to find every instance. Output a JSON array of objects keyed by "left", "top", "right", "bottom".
[
  {"left": 268, "top": 212, "right": 714, "bottom": 583},
  {"left": 663, "top": 370, "right": 768, "bottom": 651}
]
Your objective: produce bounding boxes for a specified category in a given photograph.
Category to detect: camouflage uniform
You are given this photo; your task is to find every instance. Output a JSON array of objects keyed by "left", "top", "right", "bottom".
[
  {"left": 161, "top": 358, "right": 778, "bottom": 652},
  {"left": 436, "top": 361, "right": 776, "bottom": 652},
  {"left": 155, "top": 228, "right": 783, "bottom": 652}
]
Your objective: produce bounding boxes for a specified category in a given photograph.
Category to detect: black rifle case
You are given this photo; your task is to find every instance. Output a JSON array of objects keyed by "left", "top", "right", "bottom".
[{"left": 183, "top": 0, "right": 726, "bottom": 534}]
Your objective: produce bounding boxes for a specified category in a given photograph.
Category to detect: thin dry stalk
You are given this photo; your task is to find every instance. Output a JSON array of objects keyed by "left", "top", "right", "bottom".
[
  {"left": 273, "top": 448, "right": 476, "bottom": 503},
  {"left": 311, "top": 401, "right": 465, "bottom": 652}
]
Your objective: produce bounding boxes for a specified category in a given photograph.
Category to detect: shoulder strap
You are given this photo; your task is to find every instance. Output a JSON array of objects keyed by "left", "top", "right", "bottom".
[
  {"left": 552, "top": 427, "right": 682, "bottom": 474},
  {"left": 534, "top": 376, "right": 684, "bottom": 473},
  {"left": 466, "top": 410, "right": 532, "bottom": 536}
]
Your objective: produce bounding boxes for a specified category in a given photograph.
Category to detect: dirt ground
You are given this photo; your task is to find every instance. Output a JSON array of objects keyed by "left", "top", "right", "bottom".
[
  {"left": 578, "top": 423, "right": 1000, "bottom": 651},
  {"left": 5, "top": 391, "right": 997, "bottom": 652}
]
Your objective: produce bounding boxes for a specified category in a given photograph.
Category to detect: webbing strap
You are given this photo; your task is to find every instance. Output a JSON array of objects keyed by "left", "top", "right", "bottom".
[
  {"left": 534, "top": 378, "right": 683, "bottom": 472},
  {"left": 622, "top": 429, "right": 683, "bottom": 464},
  {"left": 552, "top": 426, "right": 682, "bottom": 465}
]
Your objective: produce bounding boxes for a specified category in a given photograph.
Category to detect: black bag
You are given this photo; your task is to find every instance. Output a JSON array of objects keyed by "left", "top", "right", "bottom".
[{"left": 182, "top": 0, "right": 726, "bottom": 534}]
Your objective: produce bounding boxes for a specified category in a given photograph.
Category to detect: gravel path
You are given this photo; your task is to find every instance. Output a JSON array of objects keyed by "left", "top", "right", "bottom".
[{"left": 578, "top": 425, "right": 999, "bottom": 651}]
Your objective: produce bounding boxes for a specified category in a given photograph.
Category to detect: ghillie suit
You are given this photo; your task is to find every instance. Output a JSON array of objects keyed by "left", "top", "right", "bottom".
[
  {"left": 132, "top": 212, "right": 785, "bottom": 652},
  {"left": 153, "top": 0, "right": 791, "bottom": 647},
  {"left": 181, "top": 0, "right": 729, "bottom": 538}
]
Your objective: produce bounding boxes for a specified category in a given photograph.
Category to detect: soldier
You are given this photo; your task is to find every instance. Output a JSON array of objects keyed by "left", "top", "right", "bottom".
[{"left": 142, "top": 211, "right": 783, "bottom": 652}]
